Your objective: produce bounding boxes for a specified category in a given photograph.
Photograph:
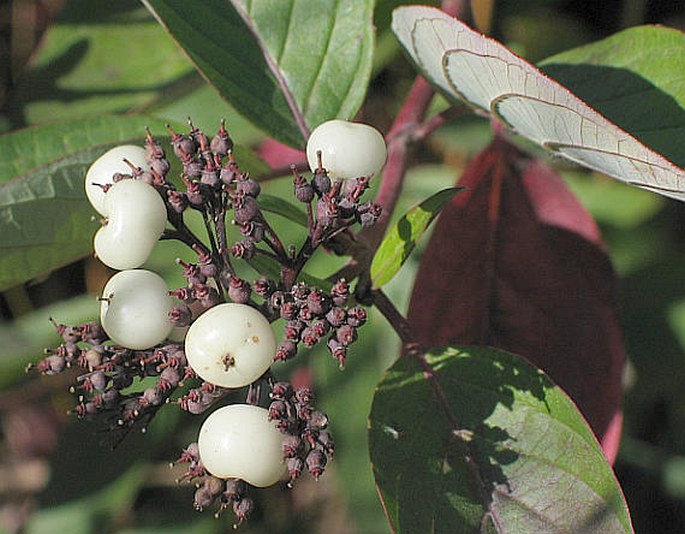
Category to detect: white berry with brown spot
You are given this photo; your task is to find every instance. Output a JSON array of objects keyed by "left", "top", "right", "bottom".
[{"left": 184, "top": 303, "right": 276, "bottom": 388}]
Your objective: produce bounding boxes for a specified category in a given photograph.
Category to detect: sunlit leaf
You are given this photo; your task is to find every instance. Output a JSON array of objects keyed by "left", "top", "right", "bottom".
[
  {"left": 143, "top": 0, "right": 375, "bottom": 147},
  {"left": 370, "top": 187, "right": 461, "bottom": 288},
  {"left": 392, "top": 6, "right": 685, "bottom": 200},
  {"left": 15, "top": 1, "right": 194, "bottom": 124}
]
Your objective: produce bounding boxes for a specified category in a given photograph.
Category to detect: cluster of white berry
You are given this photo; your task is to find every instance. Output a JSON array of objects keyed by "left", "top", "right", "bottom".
[
  {"left": 85, "top": 146, "right": 175, "bottom": 348},
  {"left": 35, "top": 118, "right": 387, "bottom": 523},
  {"left": 86, "top": 146, "right": 167, "bottom": 270},
  {"left": 85, "top": 145, "right": 285, "bottom": 487}
]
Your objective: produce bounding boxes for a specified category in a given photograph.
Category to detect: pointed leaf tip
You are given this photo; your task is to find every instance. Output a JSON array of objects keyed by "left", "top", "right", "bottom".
[{"left": 371, "top": 187, "right": 463, "bottom": 289}]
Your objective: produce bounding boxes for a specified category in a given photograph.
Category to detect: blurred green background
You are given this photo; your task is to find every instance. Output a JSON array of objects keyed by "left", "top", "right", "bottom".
[{"left": 1, "top": 0, "right": 684, "bottom": 532}]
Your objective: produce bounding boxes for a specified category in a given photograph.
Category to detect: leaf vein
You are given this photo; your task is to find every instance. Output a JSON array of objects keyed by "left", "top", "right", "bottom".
[
  {"left": 302, "top": 0, "right": 338, "bottom": 116},
  {"left": 276, "top": 0, "right": 297, "bottom": 64}
]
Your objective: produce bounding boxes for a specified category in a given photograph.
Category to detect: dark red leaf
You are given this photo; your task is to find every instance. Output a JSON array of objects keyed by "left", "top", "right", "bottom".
[{"left": 407, "top": 136, "right": 624, "bottom": 463}]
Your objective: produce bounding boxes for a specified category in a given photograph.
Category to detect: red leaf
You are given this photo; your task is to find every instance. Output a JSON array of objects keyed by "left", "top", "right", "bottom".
[
  {"left": 407, "top": 136, "right": 624, "bottom": 462},
  {"left": 256, "top": 138, "right": 306, "bottom": 168}
]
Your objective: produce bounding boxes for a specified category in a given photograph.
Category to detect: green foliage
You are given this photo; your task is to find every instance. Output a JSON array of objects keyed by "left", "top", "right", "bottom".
[
  {"left": 540, "top": 25, "right": 685, "bottom": 168},
  {"left": 142, "top": 0, "right": 375, "bottom": 147},
  {"left": 371, "top": 187, "right": 462, "bottom": 288},
  {"left": 11, "top": 1, "right": 194, "bottom": 124},
  {"left": 369, "top": 346, "right": 632, "bottom": 533},
  {"left": 0, "top": 116, "right": 171, "bottom": 291}
]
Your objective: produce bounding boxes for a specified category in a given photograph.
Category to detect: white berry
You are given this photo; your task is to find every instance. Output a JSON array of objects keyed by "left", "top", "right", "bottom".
[
  {"left": 198, "top": 404, "right": 285, "bottom": 486},
  {"left": 85, "top": 145, "right": 149, "bottom": 215},
  {"left": 184, "top": 303, "right": 275, "bottom": 388},
  {"left": 100, "top": 269, "right": 173, "bottom": 350},
  {"left": 306, "top": 119, "right": 387, "bottom": 179},
  {"left": 93, "top": 179, "right": 167, "bottom": 270}
]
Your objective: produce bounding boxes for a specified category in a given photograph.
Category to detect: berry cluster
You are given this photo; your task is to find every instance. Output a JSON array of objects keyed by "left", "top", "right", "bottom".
[
  {"left": 31, "top": 118, "right": 387, "bottom": 525},
  {"left": 32, "top": 316, "right": 188, "bottom": 438}
]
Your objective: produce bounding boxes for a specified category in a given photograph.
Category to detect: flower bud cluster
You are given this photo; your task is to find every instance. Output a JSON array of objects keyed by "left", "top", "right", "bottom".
[
  {"left": 268, "top": 382, "right": 334, "bottom": 484},
  {"left": 292, "top": 165, "right": 382, "bottom": 246},
  {"left": 257, "top": 278, "right": 367, "bottom": 367},
  {"left": 178, "top": 380, "right": 229, "bottom": 415},
  {"left": 30, "top": 321, "right": 192, "bottom": 438},
  {"left": 174, "top": 443, "right": 254, "bottom": 525}
]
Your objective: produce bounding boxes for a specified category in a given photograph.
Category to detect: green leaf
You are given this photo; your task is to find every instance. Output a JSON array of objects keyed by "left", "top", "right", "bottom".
[
  {"left": 369, "top": 346, "right": 633, "bottom": 533},
  {"left": 0, "top": 294, "right": 98, "bottom": 389},
  {"left": 258, "top": 193, "right": 308, "bottom": 227},
  {"left": 539, "top": 25, "right": 685, "bottom": 168},
  {"left": 370, "top": 187, "right": 461, "bottom": 289},
  {"left": 0, "top": 115, "right": 173, "bottom": 291},
  {"left": 142, "top": 0, "right": 375, "bottom": 147},
  {"left": 15, "top": 1, "right": 195, "bottom": 125}
]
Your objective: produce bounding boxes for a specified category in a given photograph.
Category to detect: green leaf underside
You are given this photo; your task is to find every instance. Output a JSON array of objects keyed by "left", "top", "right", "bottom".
[
  {"left": 369, "top": 346, "right": 632, "bottom": 533},
  {"left": 258, "top": 194, "right": 308, "bottom": 227},
  {"left": 0, "top": 116, "right": 173, "bottom": 291},
  {"left": 142, "top": 0, "right": 374, "bottom": 148},
  {"left": 540, "top": 25, "right": 685, "bottom": 169},
  {"left": 392, "top": 8, "right": 685, "bottom": 201},
  {"left": 370, "top": 187, "right": 462, "bottom": 288}
]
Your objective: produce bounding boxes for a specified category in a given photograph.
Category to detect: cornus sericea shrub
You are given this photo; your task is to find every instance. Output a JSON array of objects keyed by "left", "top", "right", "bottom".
[
  {"left": 13, "top": 3, "right": 685, "bottom": 532},
  {"left": 31, "top": 118, "right": 382, "bottom": 525}
]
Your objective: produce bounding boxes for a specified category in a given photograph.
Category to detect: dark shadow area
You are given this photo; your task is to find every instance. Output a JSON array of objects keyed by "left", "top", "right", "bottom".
[
  {"left": 396, "top": 215, "right": 414, "bottom": 265},
  {"left": 50, "top": 0, "right": 147, "bottom": 25}
]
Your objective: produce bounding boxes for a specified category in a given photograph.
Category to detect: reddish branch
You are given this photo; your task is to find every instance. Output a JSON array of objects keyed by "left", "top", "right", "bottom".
[{"left": 361, "top": 76, "right": 436, "bottom": 251}]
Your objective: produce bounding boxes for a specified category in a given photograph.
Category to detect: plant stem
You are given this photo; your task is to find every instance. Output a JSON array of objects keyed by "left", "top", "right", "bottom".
[
  {"left": 361, "top": 77, "right": 436, "bottom": 254},
  {"left": 161, "top": 227, "right": 208, "bottom": 255},
  {"left": 201, "top": 209, "right": 220, "bottom": 257},
  {"left": 371, "top": 289, "right": 416, "bottom": 347},
  {"left": 259, "top": 215, "right": 288, "bottom": 261},
  {"left": 214, "top": 203, "right": 234, "bottom": 276}
]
